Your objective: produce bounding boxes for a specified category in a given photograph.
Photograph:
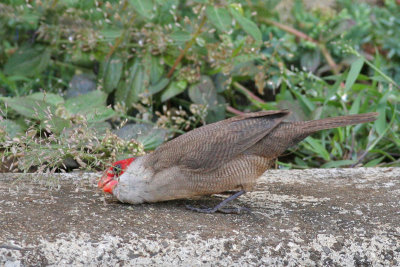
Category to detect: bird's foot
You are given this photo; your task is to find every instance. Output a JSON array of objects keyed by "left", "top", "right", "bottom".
[
  {"left": 185, "top": 190, "right": 248, "bottom": 214},
  {"left": 185, "top": 204, "right": 250, "bottom": 214},
  {"left": 217, "top": 206, "right": 250, "bottom": 214},
  {"left": 185, "top": 205, "right": 216, "bottom": 213}
]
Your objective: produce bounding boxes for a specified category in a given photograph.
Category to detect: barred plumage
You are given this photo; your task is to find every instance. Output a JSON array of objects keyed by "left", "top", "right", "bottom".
[{"left": 100, "top": 110, "right": 378, "bottom": 207}]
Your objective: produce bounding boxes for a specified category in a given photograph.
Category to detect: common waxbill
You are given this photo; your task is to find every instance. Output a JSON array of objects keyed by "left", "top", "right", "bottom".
[{"left": 98, "top": 110, "right": 378, "bottom": 213}]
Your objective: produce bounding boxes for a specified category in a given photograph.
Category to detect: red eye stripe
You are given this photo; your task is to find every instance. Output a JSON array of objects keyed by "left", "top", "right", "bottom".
[
  {"left": 112, "top": 158, "right": 135, "bottom": 176},
  {"left": 98, "top": 158, "right": 135, "bottom": 190}
]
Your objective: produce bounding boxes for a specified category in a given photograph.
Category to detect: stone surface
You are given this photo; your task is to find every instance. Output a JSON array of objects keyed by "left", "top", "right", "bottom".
[
  {"left": 1, "top": 168, "right": 399, "bottom": 266},
  {"left": 65, "top": 74, "right": 96, "bottom": 99}
]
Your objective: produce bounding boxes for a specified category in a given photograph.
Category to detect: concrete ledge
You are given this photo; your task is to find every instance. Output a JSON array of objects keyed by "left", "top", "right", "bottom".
[{"left": 1, "top": 168, "right": 400, "bottom": 266}]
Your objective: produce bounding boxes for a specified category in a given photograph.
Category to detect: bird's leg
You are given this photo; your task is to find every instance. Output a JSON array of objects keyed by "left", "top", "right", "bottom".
[{"left": 186, "top": 190, "right": 249, "bottom": 214}]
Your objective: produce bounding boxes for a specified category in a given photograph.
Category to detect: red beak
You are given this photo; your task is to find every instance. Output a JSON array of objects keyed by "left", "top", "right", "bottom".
[
  {"left": 98, "top": 171, "right": 117, "bottom": 194},
  {"left": 98, "top": 158, "right": 135, "bottom": 194}
]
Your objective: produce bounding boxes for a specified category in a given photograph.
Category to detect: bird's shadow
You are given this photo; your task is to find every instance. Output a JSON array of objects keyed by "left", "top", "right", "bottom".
[{"left": 103, "top": 194, "right": 254, "bottom": 215}]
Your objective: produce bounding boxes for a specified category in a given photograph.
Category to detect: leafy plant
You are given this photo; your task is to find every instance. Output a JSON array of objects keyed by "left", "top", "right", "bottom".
[
  {"left": 0, "top": 0, "right": 399, "bottom": 173},
  {"left": 1, "top": 91, "right": 115, "bottom": 133}
]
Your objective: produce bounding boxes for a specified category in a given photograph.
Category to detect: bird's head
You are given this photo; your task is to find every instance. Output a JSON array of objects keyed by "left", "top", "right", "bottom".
[{"left": 98, "top": 158, "right": 135, "bottom": 194}]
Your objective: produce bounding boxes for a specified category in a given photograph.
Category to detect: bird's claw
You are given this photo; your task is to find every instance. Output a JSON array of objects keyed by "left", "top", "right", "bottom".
[
  {"left": 217, "top": 206, "right": 250, "bottom": 214},
  {"left": 185, "top": 204, "right": 215, "bottom": 213},
  {"left": 186, "top": 190, "right": 249, "bottom": 214},
  {"left": 185, "top": 204, "right": 250, "bottom": 214}
]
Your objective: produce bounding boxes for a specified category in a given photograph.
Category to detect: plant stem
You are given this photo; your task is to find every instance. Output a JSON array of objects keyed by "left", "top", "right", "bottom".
[
  {"left": 106, "top": 15, "right": 136, "bottom": 59},
  {"left": 119, "top": 113, "right": 185, "bottom": 134},
  {"left": 364, "top": 59, "right": 400, "bottom": 89},
  {"left": 167, "top": 14, "right": 207, "bottom": 78},
  {"left": 233, "top": 82, "right": 266, "bottom": 103},
  {"left": 261, "top": 18, "right": 339, "bottom": 74},
  {"left": 346, "top": 46, "right": 399, "bottom": 88},
  {"left": 226, "top": 106, "right": 245, "bottom": 115},
  {"left": 319, "top": 45, "right": 339, "bottom": 74},
  {"left": 263, "top": 19, "right": 316, "bottom": 43},
  {"left": 351, "top": 109, "right": 395, "bottom": 167}
]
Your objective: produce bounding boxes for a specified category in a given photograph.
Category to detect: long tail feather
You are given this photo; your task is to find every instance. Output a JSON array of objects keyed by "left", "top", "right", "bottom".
[{"left": 299, "top": 112, "right": 378, "bottom": 133}]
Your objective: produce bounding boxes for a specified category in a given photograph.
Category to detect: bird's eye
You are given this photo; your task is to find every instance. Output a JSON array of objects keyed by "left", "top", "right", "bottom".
[{"left": 113, "top": 164, "right": 122, "bottom": 176}]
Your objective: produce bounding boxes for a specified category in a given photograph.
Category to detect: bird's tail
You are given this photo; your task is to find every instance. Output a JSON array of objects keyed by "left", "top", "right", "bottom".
[{"left": 298, "top": 112, "right": 378, "bottom": 134}]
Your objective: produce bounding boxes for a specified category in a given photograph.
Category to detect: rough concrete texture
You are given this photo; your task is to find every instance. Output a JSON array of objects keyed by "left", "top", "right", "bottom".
[{"left": 1, "top": 168, "right": 399, "bottom": 266}]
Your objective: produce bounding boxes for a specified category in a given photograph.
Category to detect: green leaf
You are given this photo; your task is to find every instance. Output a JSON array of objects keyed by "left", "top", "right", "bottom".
[
  {"left": 349, "top": 92, "right": 363, "bottom": 115},
  {"left": 115, "top": 59, "right": 139, "bottom": 106},
  {"left": 130, "top": 0, "right": 155, "bottom": 19},
  {"left": 115, "top": 123, "right": 168, "bottom": 150},
  {"left": 230, "top": 8, "right": 262, "bottom": 44},
  {"left": 139, "top": 128, "right": 167, "bottom": 150},
  {"left": 4, "top": 46, "right": 51, "bottom": 77},
  {"left": 0, "top": 72, "right": 17, "bottom": 91},
  {"left": 366, "top": 109, "right": 396, "bottom": 157},
  {"left": 290, "top": 89, "right": 315, "bottom": 112},
  {"left": 0, "top": 93, "right": 63, "bottom": 121},
  {"left": 321, "top": 160, "right": 357, "bottom": 168},
  {"left": 344, "top": 57, "right": 364, "bottom": 92},
  {"left": 86, "top": 107, "right": 116, "bottom": 123},
  {"left": 188, "top": 76, "right": 218, "bottom": 108},
  {"left": 155, "top": 0, "right": 177, "bottom": 4},
  {"left": 40, "top": 116, "right": 71, "bottom": 134},
  {"left": 364, "top": 156, "right": 385, "bottom": 167},
  {"left": 0, "top": 119, "right": 23, "bottom": 138},
  {"left": 160, "top": 81, "right": 187, "bottom": 102},
  {"left": 0, "top": 93, "right": 66, "bottom": 129},
  {"left": 188, "top": 76, "right": 226, "bottom": 123},
  {"left": 64, "top": 91, "right": 115, "bottom": 123},
  {"left": 65, "top": 90, "right": 107, "bottom": 114},
  {"left": 100, "top": 54, "right": 123, "bottom": 93},
  {"left": 149, "top": 78, "right": 170, "bottom": 95},
  {"left": 0, "top": 96, "right": 55, "bottom": 120},
  {"left": 300, "top": 50, "right": 321, "bottom": 73},
  {"left": 294, "top": 157, "right": 308, "bottom": 168},
  {"left": 101, "top": 28, "right": 123, "bottom": 42},
  {"left": 232, "top": 39, "right": 244, "bottom": 57},
  {"left": 115, "top": 58, "right": 150, "bottom": 107},
  {"left": 206, "top": 95, "right": 226, "bottom": 123},
  {"left": 374, "top": 92, "right": 389, "bottom": 136},
  {"left": 304, "top": 136, "right": 330, "bottom": 161},
  {"left": 206, "top": 6, "right": 232, "bottom": 32},
  {"left": 170, "top": 30, "right": 192, "bottom": 43},
  {"left": 131, "top": 64, "right": 148, "bottom": 102},
  {"left": 28, "top": 92, "right": 65, "bottom": 106},
  {"left": 22, "top": 12, "right": 40, "bottom": 26},
  {"left": 276, "top": 161, "right": 292, "bottom": 169},
  {"left": 150, "top": 56, "right": 164, "bottom": 84},
  {"left": 88, "top": 122, "right": 112, "bottom": 136},
  {"left": 134, "top": 125, "right": 167, "bottom": 151}
]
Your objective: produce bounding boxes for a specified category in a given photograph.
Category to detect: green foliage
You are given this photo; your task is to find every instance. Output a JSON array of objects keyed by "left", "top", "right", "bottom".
[
  {"left": 1, "top": 91, "right": 115, "bottom": 133},
  {"left": 4, "top": 45, "right": 51, "bottom": 77},
  {"left": 0, "top": 0, "right": 399, "bottom": 172},
  {"left": 206, "top": 6, "right": 232, "bottom": 33}
]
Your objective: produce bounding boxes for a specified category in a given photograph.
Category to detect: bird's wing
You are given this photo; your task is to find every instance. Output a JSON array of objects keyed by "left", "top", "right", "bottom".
[{"left": 145, "top": 110, "right": 291, "bottom": 173}]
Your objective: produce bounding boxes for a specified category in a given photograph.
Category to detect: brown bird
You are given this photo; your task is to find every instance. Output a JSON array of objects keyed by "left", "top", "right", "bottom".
[{"left": 98, "top": 110, "right": 378, "bottom": 213}]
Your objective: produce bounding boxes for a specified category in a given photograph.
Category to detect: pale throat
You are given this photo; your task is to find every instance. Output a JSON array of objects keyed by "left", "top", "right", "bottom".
[{"left": 113, "top": 156, "right": 154, "bottom": 204}]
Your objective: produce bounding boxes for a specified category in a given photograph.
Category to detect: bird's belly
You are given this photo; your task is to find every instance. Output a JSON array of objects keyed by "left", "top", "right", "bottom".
[{"left": 147, "top": 155, "right": 273, "bottom": 202}]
